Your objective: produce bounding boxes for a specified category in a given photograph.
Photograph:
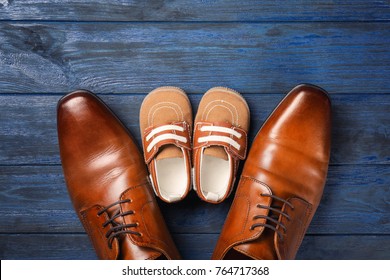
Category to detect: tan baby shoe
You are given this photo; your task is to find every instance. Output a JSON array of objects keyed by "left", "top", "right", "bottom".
[
  {"left": 140, "top": 87, "right": 193, "bottom": 203},
  {"left": 193, "top": 87, "right": 250, "bottom": 203}
]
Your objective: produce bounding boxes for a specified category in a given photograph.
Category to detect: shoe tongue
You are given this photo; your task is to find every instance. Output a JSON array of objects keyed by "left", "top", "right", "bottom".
[
  {"left": 107, "top": 207, "right": 164, "bottom": 260},
  {"left": 203, "top": 146, "right": 228, "bottom": 160},
  {"left": 106, "top": 207, "right": 123, "bottom": 225},
  {"left": 233, "top": 228, "right": 278, "bottom": 260},
  {"left": 119, "top": 236, "right": 163, "bottom": 260},
  {"left": 156, "top": 145, "right": 183, "bottom": 160}
]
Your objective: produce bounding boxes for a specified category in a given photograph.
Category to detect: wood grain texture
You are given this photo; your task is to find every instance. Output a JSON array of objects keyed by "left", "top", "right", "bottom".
[
  {"left": 0, "top": 1, "right": 389, "bottom": 22},
  {"left": 1, "top": 22, "right": 390, "bottom": 94},
  {"left": 0, "top": 233, "right": 389, "bottom": 260},
  {"left": 1, "top": 0, "right": 389, "bottom": 262},
  {"left": 0, "top": 165, "right": 389, "bottom": 234},
  {"left": 0, "top": 94, "right": 389, "bottom": 165}
]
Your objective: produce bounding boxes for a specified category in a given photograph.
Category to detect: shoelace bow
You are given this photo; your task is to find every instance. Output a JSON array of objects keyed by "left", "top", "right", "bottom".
[
  {"left": 97, "top": 199, "right": 140, "bottom": 249},
  {"left": 251, "top": 194, "right": 294, "bottom": 240}
]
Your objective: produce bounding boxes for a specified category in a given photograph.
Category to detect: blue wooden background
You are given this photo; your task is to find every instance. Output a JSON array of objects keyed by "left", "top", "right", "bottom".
[{"left": 0, "top": 1, "right": 389, "bottom": 260}]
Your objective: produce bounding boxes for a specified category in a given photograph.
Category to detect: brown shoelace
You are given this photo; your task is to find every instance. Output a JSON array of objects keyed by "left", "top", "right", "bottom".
[
  {"left": 97, "top": 199, "right": 141, "bottom": 249},
  {"left": 250, "top": 194, "right": 294, "bottom": 240}
]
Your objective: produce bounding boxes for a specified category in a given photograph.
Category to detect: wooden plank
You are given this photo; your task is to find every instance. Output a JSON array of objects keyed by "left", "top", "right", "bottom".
[
  {"left": 0, "top": 233, "right": 388, "bottom": 260},
  {"left": 0, "top": 165, "right": 389, "bottom": 234},
  {"left": 0, "top": 22, "right": 390, "bottom": 94},
  {"left": 0, "top": 94, "right": 389, "bottom": 165},
  {"left": 297, "top": 235, "right": 390, "bottom": 260},
  {"left": 0, "top": 1, "right": 389, "bottom": 22}
]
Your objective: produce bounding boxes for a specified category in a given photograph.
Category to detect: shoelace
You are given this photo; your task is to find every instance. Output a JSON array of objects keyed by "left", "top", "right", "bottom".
[
  {"left": 146, "top": 124, "right": 187, "bottom": 152},
  {"left": 198, "top": 125, "right": 242, "bottom": 150},
  {"left": 97, "top": 199, "right": 140, "bottom": 249},
  {"left": 250, "top": 194, "right": 294, "bottom": 240}
]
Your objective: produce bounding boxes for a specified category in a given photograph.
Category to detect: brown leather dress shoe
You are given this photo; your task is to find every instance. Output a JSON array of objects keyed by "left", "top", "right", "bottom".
[
  {"left": 57, "top": 90, "right": 180, "bottom": 260},
  {"left": 212, "top": 84, "right": 331, "bottom": 260}
]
